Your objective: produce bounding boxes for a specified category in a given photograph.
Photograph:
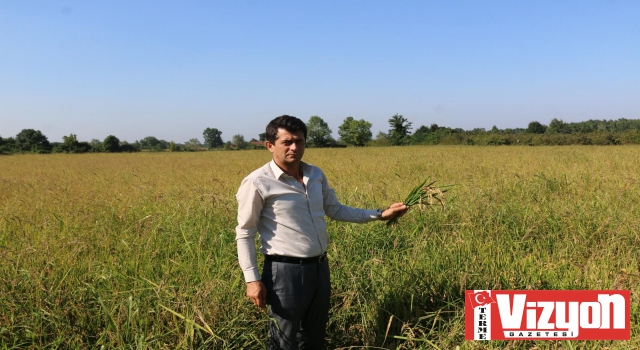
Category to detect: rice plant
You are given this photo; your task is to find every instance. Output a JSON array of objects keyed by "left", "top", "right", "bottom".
[
  {"left": 386, "top": 179, "right": 454, "bottom": 226},
  {"left": 1, "top": 146, "right": 638, "bottom": 349}
]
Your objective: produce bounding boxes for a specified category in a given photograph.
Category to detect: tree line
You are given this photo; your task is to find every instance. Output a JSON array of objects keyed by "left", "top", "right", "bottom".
[{"left": 3, "top": 116, "right": 640, "bottom": 155}]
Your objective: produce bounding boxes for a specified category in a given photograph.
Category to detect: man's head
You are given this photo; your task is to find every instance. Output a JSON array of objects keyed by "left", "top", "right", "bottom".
[
  {"left": 265, "top": 115, "right": 307, "bottom": 144},
  {"left": 265, "top": 115, "right": 307, "bottom": 169}
]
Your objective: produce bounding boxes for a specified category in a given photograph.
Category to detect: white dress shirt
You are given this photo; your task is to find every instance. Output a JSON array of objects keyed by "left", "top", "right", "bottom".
[{"left": 235, "top": 160, "right": 380, "bottom": 282}]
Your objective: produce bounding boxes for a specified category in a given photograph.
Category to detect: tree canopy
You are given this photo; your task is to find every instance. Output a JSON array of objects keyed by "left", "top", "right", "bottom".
[
  {"left": 527, "top": 121, "right": 547, "bottom": 134},
  {"left": 103, "top": 135, "right": 121, "bottom": 152},
  {"left": 411, "top": 125, "right": 431, "bottom": 144},
  {"left": 15, "top": 129, "right": 51, "bottom": 153},
  {"left": 388, "top": 114, "right": 412, "bottom": 145},
  {"left": 55, "top": 134, "right": 91, "bottom": 153},
  {"left": 338, "top": 117, "right": 372, "bottom": 146},
  {"left": 547, "top": 118, "right": 570, "bottom": 134},
  {"left": 4, "top": 116, "right": 640, "bottom": 155},
  {"left": 203, "top": 128, "right": 224, "bottom": 149},
  {"left": 232, "top": 134, "right": 247, "bottom": 149},
  {"left": 183, "top": 138, "right": 204, "bottom": 151},
  {"left": 138, "top": 136, "right": 167, "bottom": 151},
  {"left": 306, "top": 116, "right": 334, "bottom": 147}
]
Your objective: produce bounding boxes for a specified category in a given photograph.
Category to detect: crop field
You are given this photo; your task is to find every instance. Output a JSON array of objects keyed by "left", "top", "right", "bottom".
[{"left": 1, "top": 146, "right": 639, "bottom": 349}]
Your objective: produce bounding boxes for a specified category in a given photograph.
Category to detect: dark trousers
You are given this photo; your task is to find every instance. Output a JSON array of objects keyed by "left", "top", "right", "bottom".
[{"left": 261, "top": 259, "right": 331, "bottom": 350}]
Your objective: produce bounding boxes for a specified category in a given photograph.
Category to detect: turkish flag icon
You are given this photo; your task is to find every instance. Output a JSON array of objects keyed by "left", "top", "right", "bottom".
[{"left": 468, "top": 291, "right": 496, "bottom": 309}]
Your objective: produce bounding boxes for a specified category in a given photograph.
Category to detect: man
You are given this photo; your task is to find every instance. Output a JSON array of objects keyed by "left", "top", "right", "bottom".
[{"left": 235, "top": 115, "right": 408, "bottom": 349}]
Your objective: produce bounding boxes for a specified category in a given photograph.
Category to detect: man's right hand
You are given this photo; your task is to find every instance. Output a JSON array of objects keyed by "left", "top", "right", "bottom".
[{"left": 246, "top": 281, "right": 267, "bottom": 308}]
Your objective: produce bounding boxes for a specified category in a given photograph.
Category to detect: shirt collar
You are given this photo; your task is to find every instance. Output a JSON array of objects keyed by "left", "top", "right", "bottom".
[
  {"left": 269, "top": 160, "right": 285, "bottom": 179},
  {"left": 269, "top": 159, "right": 307, "bottom": 179}
]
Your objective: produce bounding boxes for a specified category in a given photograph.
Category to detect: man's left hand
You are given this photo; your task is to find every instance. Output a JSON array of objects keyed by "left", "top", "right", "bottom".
[{"left": 380, "top": 203, "right": 409, "bottom": 220}]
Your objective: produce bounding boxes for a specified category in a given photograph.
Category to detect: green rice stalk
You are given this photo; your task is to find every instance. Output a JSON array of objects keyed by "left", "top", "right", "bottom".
[{"left": 386, "top": 179, "right": 454, "bottom": 226}]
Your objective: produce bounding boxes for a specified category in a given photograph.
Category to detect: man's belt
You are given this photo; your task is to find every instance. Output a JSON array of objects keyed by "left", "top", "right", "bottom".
[{"left": 264, "top": 252, "right": 327, "bottom": 264}]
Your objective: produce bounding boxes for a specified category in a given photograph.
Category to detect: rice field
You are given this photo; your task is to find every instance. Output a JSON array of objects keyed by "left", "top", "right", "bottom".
[{"left": 1, "top": 146, "right": 639, "bottom": 349}]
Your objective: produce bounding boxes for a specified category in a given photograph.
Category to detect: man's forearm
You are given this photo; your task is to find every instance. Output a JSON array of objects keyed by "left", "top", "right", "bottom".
[
  {"left": 236, "top": 234, "right": 261, "bottom": 282},
  {"left": 326, "top": 204, "right": 381, "bottom": 223}
]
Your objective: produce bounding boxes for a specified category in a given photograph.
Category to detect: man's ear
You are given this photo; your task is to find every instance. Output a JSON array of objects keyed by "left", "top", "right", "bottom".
[{"left": 265, "top": 141, "right": 274, "bottom": 153}]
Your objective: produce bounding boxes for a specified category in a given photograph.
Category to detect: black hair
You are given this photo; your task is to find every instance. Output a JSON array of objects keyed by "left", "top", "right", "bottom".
[{"left": 265, "top": 115, "right": 307, "bottom": 144}]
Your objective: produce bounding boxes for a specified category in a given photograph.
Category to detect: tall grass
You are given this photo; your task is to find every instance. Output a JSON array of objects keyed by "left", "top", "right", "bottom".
[{"left": 1, "top": 146, "right": 638, "bottom": 349}]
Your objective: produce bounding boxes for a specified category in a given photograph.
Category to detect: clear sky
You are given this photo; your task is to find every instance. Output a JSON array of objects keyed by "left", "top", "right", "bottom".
[{"left": 1, "top": 1, "right": 639, "bottom": 144}]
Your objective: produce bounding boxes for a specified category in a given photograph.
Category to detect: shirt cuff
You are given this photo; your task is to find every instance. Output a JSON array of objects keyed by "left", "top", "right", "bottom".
[
  {"left": 244, "top": 268, "right": 261, "bottom": 283},
  {"left": 365, "top": 209, "right": 383, "bottom": 222}
]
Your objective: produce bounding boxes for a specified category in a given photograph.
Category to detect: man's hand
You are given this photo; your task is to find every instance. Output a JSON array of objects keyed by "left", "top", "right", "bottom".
[
  {"left": 246, "top": 280, "right": 267, "bottom": 308},
  {"left": 381, "top": 202, "right": 409, "bottom": 220}
]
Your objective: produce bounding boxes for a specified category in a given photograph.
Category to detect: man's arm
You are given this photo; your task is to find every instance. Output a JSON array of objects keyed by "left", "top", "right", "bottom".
[{"left": 235, "top": 178, "right": 267, "bottom": 308}]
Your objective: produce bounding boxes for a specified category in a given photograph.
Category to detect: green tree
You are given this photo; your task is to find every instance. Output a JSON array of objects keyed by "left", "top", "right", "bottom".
[
  {"left": 306, "top": 116, "right": 334, "bottom": 147},
  {"left": 183, "top": 138, "right": 204, "bottom": 151},
  {"left": 168, "top": 141, "right": 179, "bottom": 152},
  {"left": 56, "top": 134, "right": 90, "bottom": 153},
  {"left": 119, "top": 141, "right": 139, "bottom": 152},
  {"left": 89, "top": 139, "right": 103, "bottom": 152},
  {"left": 15, "top": 129, "right": 51, "bottom": 152},
  {"left": 527, "top": 121, "right": 547, "bottom": 134},
  {"left": 57, "top": 134, "right": 78, "bottom": 153},
  {"left": 0, "top": 135, "right": 16, "bottom": 154},
  {"left": 367, "top": 131, "right": 391, "bottom": 146},
  {"left": 388, "top": 114, "right": 412, "bottom": 145},
  {"left": 338, "top": 117, "right": 372, "bottom": 146},
  {"left": 259, "top": 133, "right": 267, "bottom": 142},
  {"left": 78, "top": 142, "right": 91, "bottom": 153},
  {"left": 575, "top": 121, "right": 596, "bottom": 133},
  {"left": 411, "top": 125, "right": 431, "bottom": 144},
  {"left": 103, "top": 135, "right": 121, "bottom": 152},
  {"left": 203, "top": 128, "right": 224, "bottom": 149},
  {"left": 232, "top": 134, "right": 247, "bottom": 149},
  {"left": 138, "top": 136, "right": 166, "bottom": 150},
  {"left": 547, "top": 118, "right": 570, "bottom": 134}
]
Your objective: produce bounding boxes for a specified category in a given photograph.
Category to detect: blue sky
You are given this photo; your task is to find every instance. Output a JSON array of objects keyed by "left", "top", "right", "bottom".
[{"left": 1, "top": 1, "right": 639, "bottom": 144}]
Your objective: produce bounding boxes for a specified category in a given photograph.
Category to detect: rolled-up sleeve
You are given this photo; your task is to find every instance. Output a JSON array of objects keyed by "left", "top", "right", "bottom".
[
  {"left": 320, "top": 172, "right": 379, "bottom": 223},
  {"left": 235, "top": 177, "right": 264, "bottom": 282}
]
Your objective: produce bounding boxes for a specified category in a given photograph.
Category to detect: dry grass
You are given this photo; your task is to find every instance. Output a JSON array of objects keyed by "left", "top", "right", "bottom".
[{"left": 1, "top": 146, "right": 639, "bottom": 349}]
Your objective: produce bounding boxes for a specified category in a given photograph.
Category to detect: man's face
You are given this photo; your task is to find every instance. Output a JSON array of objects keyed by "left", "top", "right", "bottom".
[{"left": 266, "top": 128, "right": 306, "bottom": 167}]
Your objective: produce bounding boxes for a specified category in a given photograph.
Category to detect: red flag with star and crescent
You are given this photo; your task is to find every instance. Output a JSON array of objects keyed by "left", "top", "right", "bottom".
[{"left": 467, "top": 290, "right": 496, "bottom": 309}]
